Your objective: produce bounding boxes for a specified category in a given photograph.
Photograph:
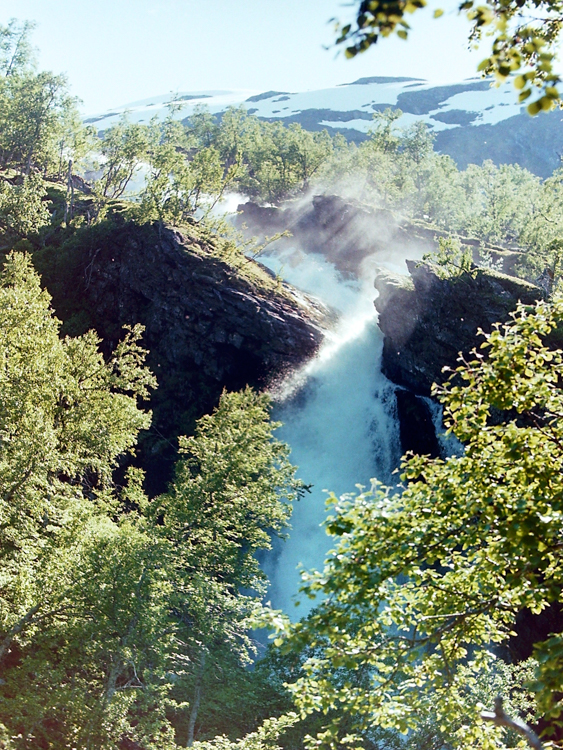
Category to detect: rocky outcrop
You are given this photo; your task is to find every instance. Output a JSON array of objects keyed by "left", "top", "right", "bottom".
[
  {"left": 34, "top": 220, "right": 327, "bottom": 491},
  {"left": 238, "top": 195, "right": 522, "bottom": 277},
  {"left": 375, "top": 261, "right": 542, "bottom": 395},
  {"left": 238, "top": 195, "right": 430, "bottom": 276}
]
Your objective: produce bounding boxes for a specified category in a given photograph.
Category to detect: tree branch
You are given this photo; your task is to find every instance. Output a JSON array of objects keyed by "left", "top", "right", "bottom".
[
  {"left": 481, "top": 697, "right": 543, "bottom": 750},
  {"left": 0, "top": 603, "right": 40, "bottom": 660}
]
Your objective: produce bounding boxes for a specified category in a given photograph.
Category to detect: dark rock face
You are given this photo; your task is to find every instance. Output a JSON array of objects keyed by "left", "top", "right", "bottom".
[
  {"left": 434, "top": 108, "right": 563, "bottom": 179},
  {"left": 34, "top": 220, "right": 326, "bottom": 492},
  {"left": 238, "top": 196, "right": 433, "bottom": 277},
  {"left": 375, "top": 261, "right": 542, "bottom": 395},
  {"left": 395, "top": 389, "right": 441, "bottom": 458},
  {"left": 395, "top": 80, "right": 490, "bottom": 116},
  {"left": 296, "top": 194, "right": 398, "bottom": 274},
  {"left": 81, "top": 223, "right": 325, "bottom": 381},
  {"left": 245, "top": 91, "right": 292, "bottom": 103},
  {"left": 344, "top": 76, "right": 425, "bottom": 86},
  {"left": 238, "top": 195, "right": 521, "bottom": 278}
]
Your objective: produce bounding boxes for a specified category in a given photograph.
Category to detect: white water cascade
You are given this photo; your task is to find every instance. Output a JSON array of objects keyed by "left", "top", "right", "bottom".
[{"left": 257, "top": 245, "right": 406, "bottom": 618}]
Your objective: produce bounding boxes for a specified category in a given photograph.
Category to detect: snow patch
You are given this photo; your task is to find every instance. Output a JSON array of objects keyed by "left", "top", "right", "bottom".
[{"left": 84, "top": 79, "right": 524, "bottom": 137}]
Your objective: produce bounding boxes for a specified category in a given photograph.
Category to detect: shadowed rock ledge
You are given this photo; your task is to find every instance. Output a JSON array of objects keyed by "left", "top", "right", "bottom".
[
  {"left": 237, "top": 195, "right": 521, "bottom": 277},
  {"left": 374, "top": 260, "right": 542, "bottom": 396},
  {"left": 34, "top": 220, "right": 328, "bottom": 491}
]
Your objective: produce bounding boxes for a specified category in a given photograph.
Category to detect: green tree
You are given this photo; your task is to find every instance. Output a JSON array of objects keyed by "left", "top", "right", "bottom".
[
  {"left": 154, "top": 388, "right": 305, "bottom": 745},
  {"left": 423, "top": 234, "right": 475, "bottom": 277},
  {"left": 272, "top": 296, "right": 563, "bottom": 750},
  {"left": 139, "top": 115, "right": 240, "bottom": 225},
  {"left": 366, "top": 107, "right": 403, "bottom": 155},
  {"left": 459, "top": 161, "right": 539, "bottom": 244},
  {"left": 94, "top": 115, "right": 150, "bottom": 201},
  {"left": 517, "top": 237, "right": 563, "bottom": 296},
  {"left": 0, "top": 21, "right": 90, "bottom": 177},
  {"left": 355, "top": 109, "right": 432, "bottom": 212},
  {"left": 284, "top": 124, "right": 333, "bottom": 190},
  {"left": 187, "top": 104, "right": 219, "bottom": 149},
  {"left": 0, "top": 260, "right": 302, "bottom": 748},
  {"left": 417, "top": 151, "right": 467, "bottom": 227},
  {"left": 0, "top": 252, "right": 168, "bottom": 749},
  {"left": 214, "top": 107, "right": 260, "bottom": 175},
  {"left": 192, "top": 714, "right": 298, "bottom": 750},
  {"left": 519, "top": 168, "right": 563, "bottom": 261},
  {"left": 0, "top": 19, "right": 36, "bottom": 77},
  {"left": 0, "top": 70, "right": 78, "bottom": 174},
  {"left": 190, "top": 106, "right": 334, "bottom": 203},
  {"left": 137, "top": 115, "right": 193, "bottom": 224},
  {"left": 245, "top": 121, "right": 300, "bottom": 202},
  {"left": 0, "top": 173, "right": 50, "bottom": 243},
  {"left": 132, "top": 105, "right": 250, "bottom": 227},
  {"left": 2, "top": 514, "right": 177, "bottom": 750}
]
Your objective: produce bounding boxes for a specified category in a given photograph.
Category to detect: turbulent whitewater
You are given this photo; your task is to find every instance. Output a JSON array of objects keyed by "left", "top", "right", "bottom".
[{"left": 257, "top": 245, "right": 404, "bottom": 617}]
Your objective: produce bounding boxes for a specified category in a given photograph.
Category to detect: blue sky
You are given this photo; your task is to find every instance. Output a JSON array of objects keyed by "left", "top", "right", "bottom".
[{"left": 1, "top": 0, "right": 489, "bottom": 113}]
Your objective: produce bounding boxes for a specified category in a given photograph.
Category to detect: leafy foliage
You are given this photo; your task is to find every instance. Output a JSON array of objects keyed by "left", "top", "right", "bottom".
[
  {"left": 0, "top": 173, "right": 50, "bottom": 243},
  {"left": 94, "top": 115, "right": 151, "bottom": 201},
  {"left": 192, "top": 714, "right": 298, "bottom": 750},
  {"left": 422, "top": 235, "right": 475, "bottom": 277},
  {"left": 0, "top": 21, "right": 87, "bottom": 176},
  {"left": 4, "top": 17, "right": 563, "bottom": 750},
  {"left": 0, "top": 252, "right": 167, "bottom": 748},
  {"left": 153, "top": 388, "right": 305, "bottom": 744},
  {"left": 0, "top": 258, "right": 302, "bottom": 748},
  {"left": 332, "top": 0, "right": 563, "bottom": 113},
  {"left": 270, "top": 296, "right": 563, "bottom": 750}
]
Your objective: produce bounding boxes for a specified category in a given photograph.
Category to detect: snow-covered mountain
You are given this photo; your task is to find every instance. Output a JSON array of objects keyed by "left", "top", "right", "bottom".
[{"left": 85, "top": 76, "right": 563, "bottom": 177}]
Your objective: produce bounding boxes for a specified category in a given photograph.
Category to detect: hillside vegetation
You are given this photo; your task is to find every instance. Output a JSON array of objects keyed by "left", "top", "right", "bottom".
[{"left": 3, "top": 17, "right": 563, "bottom": 750}]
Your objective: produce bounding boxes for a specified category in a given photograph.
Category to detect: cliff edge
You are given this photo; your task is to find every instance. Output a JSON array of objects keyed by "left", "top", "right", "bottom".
[
  {"left": 34, "top": 220, "right": 328, "bottom": 490},
  {"left": 374, "top": 261, "right": 542, "bottom": 395}
]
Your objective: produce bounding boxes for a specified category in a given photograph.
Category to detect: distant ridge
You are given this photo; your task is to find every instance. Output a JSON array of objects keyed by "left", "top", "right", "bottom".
[
  {"left": 245, "top": 91, "right": 292, "bottom": 102},
  {"left": 85, "top": 78, "right": 563, "bottom": 177},
  {"left": 342, "top": 76, "right": 425, "bottom": 86}
]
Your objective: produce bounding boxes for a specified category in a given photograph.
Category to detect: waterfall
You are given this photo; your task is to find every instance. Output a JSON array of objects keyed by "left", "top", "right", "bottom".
[
  {"left": 258, "top": 245, "right": 403, "bottom": 617},
  {"left": 423, "top": 396, "right": 465, "bottom": 458}
]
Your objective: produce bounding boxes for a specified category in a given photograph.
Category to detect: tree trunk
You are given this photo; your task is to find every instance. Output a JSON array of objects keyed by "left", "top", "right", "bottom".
[
  {"left": 0, "top": 603, "right": 40, "bottom": 660},
  {"left": 64, "top": 159, "right": 72, "bottom": 224},
  {"left": 186, "top": 650, "right": 206, "bottom": 747}
]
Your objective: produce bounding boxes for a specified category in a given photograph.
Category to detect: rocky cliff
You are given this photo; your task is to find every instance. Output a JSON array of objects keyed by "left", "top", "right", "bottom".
[
  {"left": 33, "top": 219, "right": 327, "bottom": 491},
  {"left": 374, "top": 261, "right": 542, "bottom": 396},
  {"left": 238, "top": 195, "right": 431, "bottom": 277},
  {"left": 238, "top": 195, "right": 521, "bottom": 277}
]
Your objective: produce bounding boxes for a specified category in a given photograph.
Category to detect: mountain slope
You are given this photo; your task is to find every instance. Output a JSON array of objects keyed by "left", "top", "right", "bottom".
[{"left": 86, "top": 76, "right": 563, "bottom": 177}]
